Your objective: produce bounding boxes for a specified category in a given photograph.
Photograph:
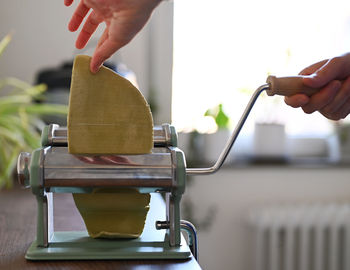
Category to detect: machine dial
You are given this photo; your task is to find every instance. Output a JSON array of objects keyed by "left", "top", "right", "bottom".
[{"left": 17, "top": 152, "right": 31, "bottom": 188}]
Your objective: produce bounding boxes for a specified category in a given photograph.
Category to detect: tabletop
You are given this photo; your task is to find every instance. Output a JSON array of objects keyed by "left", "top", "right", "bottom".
[{"left": 0, "top": 185, "right": 202, "bottom": 270}]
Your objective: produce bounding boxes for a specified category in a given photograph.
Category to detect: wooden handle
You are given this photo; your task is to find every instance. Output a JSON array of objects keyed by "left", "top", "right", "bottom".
[{"left": 266, "top": 75, "right": 320, "bottom": 97}]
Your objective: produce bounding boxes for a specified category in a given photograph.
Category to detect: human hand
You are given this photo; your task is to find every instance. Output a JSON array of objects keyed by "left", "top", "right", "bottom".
[
  {"left": 284, "top": 53, "right": 350, "bottom": 120},
  {"left": 65, "top": 0, "right": 161, "bottom": 73}
]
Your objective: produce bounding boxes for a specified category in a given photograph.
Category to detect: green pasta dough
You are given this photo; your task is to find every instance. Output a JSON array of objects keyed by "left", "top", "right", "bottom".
[
  {"left": 68, "top": 55, "right": 153, "bottom": 238},
  {"left": 68, "top": 55, "right": 153, "bottom": 155},
  {"left": 73, "top": 188, "right": 150, "bottom": 238}
]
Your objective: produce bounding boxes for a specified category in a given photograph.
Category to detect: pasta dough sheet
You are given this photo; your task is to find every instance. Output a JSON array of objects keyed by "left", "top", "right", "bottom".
[
  {"left": 68, "top": 55, "right": 154, "bottom": 238},
  {"left": 67, "top": 54, "right": 153, "bottom": 154},
  {"left": 73, "top": 188, "right": 150, "bottom": 238}
]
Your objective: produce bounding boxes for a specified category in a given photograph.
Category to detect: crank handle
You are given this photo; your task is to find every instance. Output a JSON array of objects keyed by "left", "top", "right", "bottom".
[
  {"left": 266, "top": 75, "right": 320, "bottom": 97},
  {"left": 186, "top": 75, "right": 323, "bottom": 175},
  {"left": 186, "top": 83, "right": 269, "bottom": 175}
]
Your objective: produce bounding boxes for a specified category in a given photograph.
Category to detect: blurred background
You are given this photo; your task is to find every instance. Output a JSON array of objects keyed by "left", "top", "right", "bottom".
[{"left": 2, "top": 0, "right": 350, "bottom": 269}]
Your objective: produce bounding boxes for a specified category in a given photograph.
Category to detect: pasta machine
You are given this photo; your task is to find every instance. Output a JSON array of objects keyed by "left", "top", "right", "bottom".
[{"left": 17, "top": 75, "right": 318, "bottom": 261}]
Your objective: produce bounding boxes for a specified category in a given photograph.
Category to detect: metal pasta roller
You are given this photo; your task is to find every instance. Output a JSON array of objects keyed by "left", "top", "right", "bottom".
[{"left": 17, "top": 76, "right": 318, "bottom": 261}]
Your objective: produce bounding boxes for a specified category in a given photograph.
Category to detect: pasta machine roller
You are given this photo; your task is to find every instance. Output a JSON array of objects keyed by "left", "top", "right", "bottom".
[{"left": 17, "top": 75, "right": 319, "bottom": 261}]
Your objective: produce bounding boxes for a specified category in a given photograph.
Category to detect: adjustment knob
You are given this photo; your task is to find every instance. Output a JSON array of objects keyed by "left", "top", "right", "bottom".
[{"left": 17, "top": 152, "right": 31, "bottom": 188}]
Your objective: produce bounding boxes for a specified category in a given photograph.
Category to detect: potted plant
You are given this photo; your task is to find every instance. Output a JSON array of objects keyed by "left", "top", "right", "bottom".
[
  {"left": 203, "top": 103, "right": 231, "bottom": 164},
  {"left": 0, "top": 33, "right": 67, "bottom": 189}
]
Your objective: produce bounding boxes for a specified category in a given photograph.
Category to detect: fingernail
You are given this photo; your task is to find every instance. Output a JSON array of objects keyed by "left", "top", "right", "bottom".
[
  {"left": 90, "top": 65, "right": 97, "bottom": 74},
  {"left": 91, "top": 65, "right": 100, "bottom": 74}
]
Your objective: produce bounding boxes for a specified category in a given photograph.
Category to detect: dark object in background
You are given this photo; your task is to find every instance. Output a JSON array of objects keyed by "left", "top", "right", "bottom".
[
  {"left": 35, "top": 60, "right": 116, "bottom": 125},
  {"left": 36, "top": 61, "right": 117, "bottom": 89}
]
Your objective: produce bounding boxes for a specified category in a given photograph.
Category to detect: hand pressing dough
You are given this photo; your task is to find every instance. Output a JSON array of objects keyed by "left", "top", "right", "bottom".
[
  {"left": 68, "top": 55, "right": 153, "bottom": 238},
  {"left": 67, "top": 54, "right": 153, "bottom": 154}
]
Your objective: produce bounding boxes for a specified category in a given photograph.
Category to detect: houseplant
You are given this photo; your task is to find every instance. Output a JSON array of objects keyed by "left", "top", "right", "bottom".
[
  {"left": 203, "top": 103, "right": 231, "bottom": 163},
  {"left": 0, "top": 33, "right": 67, "bottom": 189},
  {"left": 204, "top": 103, "right": 230, "bottom": 130}
]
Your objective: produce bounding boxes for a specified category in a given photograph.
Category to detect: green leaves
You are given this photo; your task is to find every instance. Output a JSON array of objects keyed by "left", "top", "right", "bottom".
[
  {"left": 204, "top": 104, "right": 230, "bottom": 130},
  {"left": 0, "top": 33, "right": 68, "bottom": 189}
]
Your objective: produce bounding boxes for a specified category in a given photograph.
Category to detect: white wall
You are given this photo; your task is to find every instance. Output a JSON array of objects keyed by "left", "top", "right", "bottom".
[
  {"left": 0, "top": 0, "right": 173, "bottom": 123},
  {"left": 0, "top": 1, "right": 90, "bottom": 83}
]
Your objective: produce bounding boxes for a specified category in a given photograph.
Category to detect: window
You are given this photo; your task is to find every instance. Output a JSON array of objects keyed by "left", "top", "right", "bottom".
[{"left": 172, "top": 0, "right": 350, "bottom": 136}]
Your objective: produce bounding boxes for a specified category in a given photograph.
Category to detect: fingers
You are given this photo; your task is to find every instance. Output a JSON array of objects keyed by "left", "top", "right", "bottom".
[
  {"left": 320, "top": 100, "right": 350, "bottom": 121},
  {"left": 320, "top": 98, "right": 350, "bottom": 120},
  {"left": 317, "top": 77, "right": 350, "bottom": 120},
  {"left": 306, "top": 58, "right": 344, "bottom": 87},
  {"left": 284, "top": 94, "right": 310, "bottom": 108},
  {"left": 90, "top": 38, "right": 123, "bottom": 73},
  {"left": 302, "top": 56, "right": 349, "bottom": 90},
  {"left": 64, "top": 0, "right": 74, "bottom": 6},
  {"left": 337, "top": 98, "right": 350, "bottom": 120},
  {"left": 68, "top": 1, "right": 90, "bottom": 32},
  {"left": 320, "top": 77, "right": 350, "bottom": 114},
  {"left": 285, "top": 59, "right": 328, "bottom": 110},
  {"left": 301, "top": 80, "right": 341, "bottom": 114},
  {"left": 75, "top": 10, "right": 103, "bottom": 49},
  {"left": 299, "top": 59, "right": 328, "bottom": 76},
  {"left": 289, "top": 54, "right": 350, "bottom": 120}
]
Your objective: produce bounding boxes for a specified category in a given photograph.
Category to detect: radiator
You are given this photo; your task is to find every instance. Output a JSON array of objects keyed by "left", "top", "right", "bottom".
[{"left": 249, "top": 204, "right": 350, "bottom": 270}]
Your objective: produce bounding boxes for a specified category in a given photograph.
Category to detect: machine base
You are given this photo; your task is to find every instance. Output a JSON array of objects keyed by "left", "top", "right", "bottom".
[{"left": 26, "top": 231, "right": 191, "bottom": 260}]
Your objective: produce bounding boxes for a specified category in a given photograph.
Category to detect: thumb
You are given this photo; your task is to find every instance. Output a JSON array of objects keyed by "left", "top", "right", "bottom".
[{"left": 303, "top": 58, "right": 343, "bottom": 88}]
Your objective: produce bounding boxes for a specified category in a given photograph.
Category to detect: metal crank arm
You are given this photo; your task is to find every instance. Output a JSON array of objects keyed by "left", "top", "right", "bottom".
[
  {"left": 186, "top": 84, "right": 269, "bottom": 175},
  {"left": 186, "top": 75, "right": 324, "bottom": 175}
]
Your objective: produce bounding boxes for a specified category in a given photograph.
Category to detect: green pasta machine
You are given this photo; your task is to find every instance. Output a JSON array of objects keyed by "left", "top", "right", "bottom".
[{"left": 17, "top": 75, "right": 319, "bottom": 261}]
